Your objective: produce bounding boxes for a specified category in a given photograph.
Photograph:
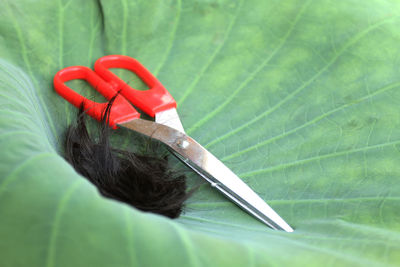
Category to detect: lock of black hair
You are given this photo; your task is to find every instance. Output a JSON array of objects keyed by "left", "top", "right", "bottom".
[{"left": 63, "top": 96, "right": 192, "bottom": 218}]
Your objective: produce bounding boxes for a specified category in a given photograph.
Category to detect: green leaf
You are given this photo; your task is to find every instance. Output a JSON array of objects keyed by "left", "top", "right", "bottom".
[{"left": 1, "top": 0, "right": 400, "bottom": 266}]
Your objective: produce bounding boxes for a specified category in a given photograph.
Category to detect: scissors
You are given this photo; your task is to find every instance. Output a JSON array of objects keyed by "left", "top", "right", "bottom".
[{"left": 53, "top": 55, "right": 293, "bottom": 232}]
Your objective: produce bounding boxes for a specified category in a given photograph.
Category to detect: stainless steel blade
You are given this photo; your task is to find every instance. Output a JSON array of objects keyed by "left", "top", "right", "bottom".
[
  {"left": 155, "top": 108, "right": 185, "bottom": 134},
  {"left": 119, "top": 119, "right": 293, "bottom": 232}
]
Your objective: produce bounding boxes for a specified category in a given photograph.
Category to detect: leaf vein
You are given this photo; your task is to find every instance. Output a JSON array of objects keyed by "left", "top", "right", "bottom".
[
  {"left": 205, "top": 14, "right": 399, "bottom": 147},
  {"left": 186, "top": 0, "right": 312, "bottom": 134},
  {"left": 153, "top": 0, "right": 182, "bottom": 76},
  {"left": 0, "top": 153, "right": 56, "bottom": 197},
  {"left": 177, "top": 0, "right": 245, "bottom": 105},
  {"left": 3, "top": 5, "right": 57, "bottom": 143},
  {"left": 45, "top": 180, "right": 83, "bottom": 267},
  {"left": 240, "top": 140, "right": 400, "bottom": 177},
  {"left": 221, "top": 81, "right": 400, "bottom": 160}
]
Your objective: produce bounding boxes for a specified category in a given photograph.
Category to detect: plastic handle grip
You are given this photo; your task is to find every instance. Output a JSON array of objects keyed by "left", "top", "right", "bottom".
[
  {"left": 94, "top": 55, "right": 176, "bottom": 117},
  {"left": 53, "top": 66, "right": 140, "bottom": 128}
]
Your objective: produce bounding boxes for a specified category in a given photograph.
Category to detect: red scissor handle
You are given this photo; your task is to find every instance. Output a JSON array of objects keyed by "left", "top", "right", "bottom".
[
  {"left": 53, "top": 66, "right": 140, "bottom": 128},
  {"left": 94, "top": 55, "right": 176, "bottom": 117}
]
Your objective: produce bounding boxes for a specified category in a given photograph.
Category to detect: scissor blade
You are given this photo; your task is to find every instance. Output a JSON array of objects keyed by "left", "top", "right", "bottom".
[
  {"left": 118, "top": 119, "right": 293, "bottom": 232},
  {"left": 155, "top": 108, "right": 185, "bottom": 134}
]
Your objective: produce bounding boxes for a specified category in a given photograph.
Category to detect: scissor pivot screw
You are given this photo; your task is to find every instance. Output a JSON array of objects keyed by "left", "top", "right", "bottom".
[{"left": 177, "top": 139, "right": 189, "bottom": 149}]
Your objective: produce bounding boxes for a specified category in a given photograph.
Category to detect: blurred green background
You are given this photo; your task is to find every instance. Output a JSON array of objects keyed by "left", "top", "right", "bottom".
[{"left": 1, "top": 0, "right": 400, "bottom": 266}]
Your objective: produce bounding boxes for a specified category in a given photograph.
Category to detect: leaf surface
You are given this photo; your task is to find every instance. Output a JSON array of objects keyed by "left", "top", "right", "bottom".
[{"left": 1, "top": 0, "right": 400, "bottom": 266}]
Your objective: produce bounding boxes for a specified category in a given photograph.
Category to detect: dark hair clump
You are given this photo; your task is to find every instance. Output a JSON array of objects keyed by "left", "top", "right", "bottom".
[{"left": 64, "top": 98, "right": 191, "bottom": 218}]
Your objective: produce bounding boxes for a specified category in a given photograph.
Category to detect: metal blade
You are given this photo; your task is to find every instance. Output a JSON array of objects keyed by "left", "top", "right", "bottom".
[
  {"left": 119, "top": 119, "right": 293, "bottom": 232},
  {"left": 155, "top": 108, "right": 185, "bottom": 134}
]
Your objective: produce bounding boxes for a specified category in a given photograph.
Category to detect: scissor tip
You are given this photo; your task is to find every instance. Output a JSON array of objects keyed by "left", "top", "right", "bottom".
[
  {"left": 279, "top": 222, "right": 294, "bottom": 232},
  {"left": 268, "top": 218, "right": 294, "bottom": 232},
  {"left": 277, "top": 222, "right": 294, "bottom": 232},
  {"left": 285, "top": 227, "right": 294, "bottom": 233}
]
